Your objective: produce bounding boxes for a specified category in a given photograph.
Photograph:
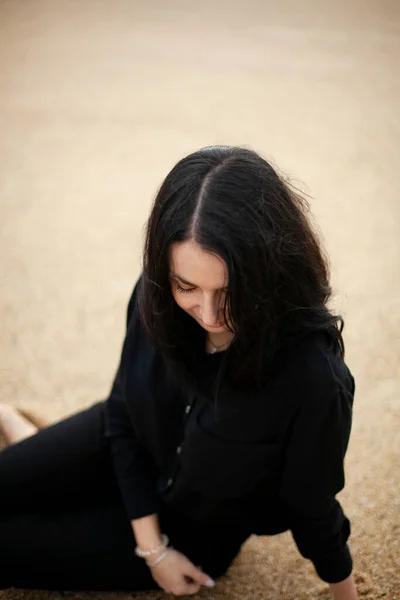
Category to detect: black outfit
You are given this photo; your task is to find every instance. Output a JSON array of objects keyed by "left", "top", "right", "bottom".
[
  {"left": 0, "top": 404, "right": 246, "bottom": 591},
  {"left": 0, "top": 277, "right": 355, "bottom": 591}
]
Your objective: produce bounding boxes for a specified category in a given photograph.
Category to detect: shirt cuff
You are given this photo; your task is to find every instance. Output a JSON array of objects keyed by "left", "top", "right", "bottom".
[
  {"left": 312, "top": 543, "right": 353, "bottom": 583},
  {"left": 120, "top": 477, "right": 160, "bottom": 521}
]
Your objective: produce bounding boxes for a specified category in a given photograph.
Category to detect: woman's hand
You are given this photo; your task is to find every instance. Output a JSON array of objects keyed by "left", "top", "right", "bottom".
[
  {"left": 329, "top": 574, "right": 359, "bottom": 599},
  {"left": 149, "top": 548, "right": 216, "bottom": 596}
]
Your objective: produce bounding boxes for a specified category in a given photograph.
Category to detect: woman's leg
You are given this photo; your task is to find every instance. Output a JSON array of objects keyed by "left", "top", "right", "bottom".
[
  {"left": 0, "top": 402, "right": 118, "bottom": 513},
  {"left": 160, "top": 508, "right": 250, "bottom": 581},
  {"left": 0, "top": 402, "right": 156, "bottom": 591},
  {"left": 2, "top": 501, "right": 157, "bottom": 591}
]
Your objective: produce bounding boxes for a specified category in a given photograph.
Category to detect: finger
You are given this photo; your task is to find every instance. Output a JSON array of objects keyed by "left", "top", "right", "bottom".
[
  {"left": 175, "top": 582, "right": 201, "bottom": 596},
  {"left": 185, "top": 582, "right": 201, "bottom": 595},
  {"left": 186, "top": 565, "right": 216, "bottom": 588}
]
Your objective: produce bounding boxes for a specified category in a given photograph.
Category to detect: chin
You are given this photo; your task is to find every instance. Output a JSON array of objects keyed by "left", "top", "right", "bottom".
[
  {"left": 197, "top": 319, "right": 227, "bottom": 332},
  {"left": 205, "top": 326, "right": 226, "bottom": 333}
]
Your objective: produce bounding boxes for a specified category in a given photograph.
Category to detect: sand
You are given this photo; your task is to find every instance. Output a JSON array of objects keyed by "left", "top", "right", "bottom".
[{"left": 0, "top": 0, "right": 399, "bottom": 598}]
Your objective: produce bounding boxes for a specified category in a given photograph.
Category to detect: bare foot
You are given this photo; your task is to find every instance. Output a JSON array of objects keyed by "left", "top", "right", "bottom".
[{"left": 0, "top": 404, "right": 38, "bottom": 446}]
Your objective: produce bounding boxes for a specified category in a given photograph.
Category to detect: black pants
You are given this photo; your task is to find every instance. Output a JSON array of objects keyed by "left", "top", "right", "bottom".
[{"left": 0, "top": 402, "right": 248, "bottom": 592}]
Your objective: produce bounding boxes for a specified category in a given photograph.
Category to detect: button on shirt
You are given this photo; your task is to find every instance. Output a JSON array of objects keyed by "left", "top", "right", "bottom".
[{"left": 104, "top": 277, "right": 355, "bottom": 584}]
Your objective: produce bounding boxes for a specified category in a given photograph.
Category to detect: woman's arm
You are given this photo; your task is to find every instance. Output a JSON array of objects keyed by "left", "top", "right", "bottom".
[
  {"left": 132, "top": 513, "right": 163, "bottom": 550},
  {"left": 104, "top": 362, "right": 160, "bottom": 520},
  {"left": 103, "top": 278, "right": 160, "bottom": 521},
  {"left": 330, "top": 574, "right": 358, "bottom": 599},
  {"left": 279, "top": 347, "right": 356, "bottom": 585}
]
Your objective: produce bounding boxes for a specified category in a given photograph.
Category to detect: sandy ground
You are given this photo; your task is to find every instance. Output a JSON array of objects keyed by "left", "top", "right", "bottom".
[{"left": 0, "top": 0, "right": 399, "bottom": 598}]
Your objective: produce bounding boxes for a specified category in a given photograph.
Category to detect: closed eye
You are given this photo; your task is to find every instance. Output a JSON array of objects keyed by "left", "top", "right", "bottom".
[{"left": 176, "top": 283, "right": 196, "bottom": 294}]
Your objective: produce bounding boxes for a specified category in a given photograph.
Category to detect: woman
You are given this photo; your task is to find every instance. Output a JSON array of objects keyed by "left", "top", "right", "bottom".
[{"left": 0, "top": 146, "right": 358, "bottom": 598}]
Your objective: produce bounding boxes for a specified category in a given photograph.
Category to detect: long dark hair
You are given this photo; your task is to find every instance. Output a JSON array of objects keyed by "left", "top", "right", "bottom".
[{"left": 138, "top": 146, "right": 344, "bottom": 395}]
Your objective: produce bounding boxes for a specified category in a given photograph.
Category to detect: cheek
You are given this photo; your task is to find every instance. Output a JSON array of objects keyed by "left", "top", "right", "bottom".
[{"left": 171, "top": 291, "right": 196, "bottom": 313}]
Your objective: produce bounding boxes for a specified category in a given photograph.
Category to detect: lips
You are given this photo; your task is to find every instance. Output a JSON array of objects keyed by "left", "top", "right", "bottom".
[{"left": 195, "top": 316, "right": 224, "bottom": 328}]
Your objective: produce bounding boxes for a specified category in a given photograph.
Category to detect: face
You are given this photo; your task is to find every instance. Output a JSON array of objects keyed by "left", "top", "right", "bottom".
[{"left": 169, "top": 239, "right": 230, "bottom": 333}]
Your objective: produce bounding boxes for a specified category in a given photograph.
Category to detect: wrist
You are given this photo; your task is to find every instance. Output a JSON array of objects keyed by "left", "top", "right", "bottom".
[
  {"left": 134, "top": 533, "right": 169, "bottom": 559},
  {"left": 131, "top": 514, "right": 162, "bottom": 551},
  {"left": 135, "top": 535, "right": 163, "bottom": 551},
  {"left": 146, "top": 548, "right": 171, "bottom": 568}
]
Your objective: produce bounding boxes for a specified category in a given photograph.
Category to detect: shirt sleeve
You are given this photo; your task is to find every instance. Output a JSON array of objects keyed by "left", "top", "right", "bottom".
[
  {"left": 279, "top": 349, "right": 355, "bottom": 583},
  {"left": 103, "top": 278, "right": 160, "bottom": 521}
]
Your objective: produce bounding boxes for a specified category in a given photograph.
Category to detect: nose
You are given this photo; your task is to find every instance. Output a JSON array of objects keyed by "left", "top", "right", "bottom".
[{"left": 200, "top": 293, "right": 222, "bottom": 326}]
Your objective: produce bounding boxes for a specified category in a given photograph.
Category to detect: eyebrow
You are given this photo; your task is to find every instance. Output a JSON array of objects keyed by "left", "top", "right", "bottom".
[
  {"left": 170, "top": 272, "right": 228, "bottom": 290},
  {"left": 170, "top": 273, "right": 196, "bottom": 286}
]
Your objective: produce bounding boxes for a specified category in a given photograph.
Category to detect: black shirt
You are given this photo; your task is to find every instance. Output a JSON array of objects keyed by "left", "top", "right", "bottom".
[{"left": 104, "top": 277, "right": 355, "bottom": 584}]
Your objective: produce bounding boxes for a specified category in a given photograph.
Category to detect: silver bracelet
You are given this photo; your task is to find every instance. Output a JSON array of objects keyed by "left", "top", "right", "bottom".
[
  {"left": 146, "top": 549, "right": 170, "bottom": 568},
  {"left": 134, "top": 534, "right": 169, "bottom": 558}
]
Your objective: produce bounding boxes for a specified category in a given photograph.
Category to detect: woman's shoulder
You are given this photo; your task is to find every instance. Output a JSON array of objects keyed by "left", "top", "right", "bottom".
[{"left": 272, "top": 331, "right": 355, "bottom": 401}]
